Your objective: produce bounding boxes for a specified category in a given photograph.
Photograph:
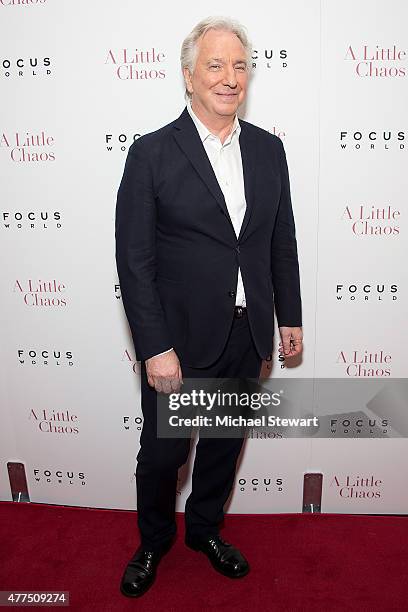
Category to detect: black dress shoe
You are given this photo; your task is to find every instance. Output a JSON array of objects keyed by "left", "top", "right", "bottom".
[
  {"left": 185, "top": 534, "right": 249, "bottom": 578},
  {"left": 120, "top": 545, "right": 169, "bottom": 598}
]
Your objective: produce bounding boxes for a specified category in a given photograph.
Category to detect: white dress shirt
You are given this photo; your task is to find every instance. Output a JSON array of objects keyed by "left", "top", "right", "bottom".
[
  {"left": 186, "top": 100, "right": 247, "bottom": 306},
  {"left": 153, "top": 101, "right": 248, "bottom": 359}
]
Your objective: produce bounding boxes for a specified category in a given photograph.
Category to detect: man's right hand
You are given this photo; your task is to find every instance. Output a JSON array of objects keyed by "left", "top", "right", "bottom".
[{"left": 145, "top": 349, "right": 183, "bottom": 394}]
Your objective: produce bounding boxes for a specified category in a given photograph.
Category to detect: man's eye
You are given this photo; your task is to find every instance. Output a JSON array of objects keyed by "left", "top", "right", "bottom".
[
  {"left": 210, "top": 64, "right": 221, "bottom": 69},
  {"left": 236, "top": 66, "right": 246, "bottom": 71}
]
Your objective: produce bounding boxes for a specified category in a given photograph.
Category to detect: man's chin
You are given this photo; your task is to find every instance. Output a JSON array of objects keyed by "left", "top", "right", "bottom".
[{"left": 213, "top": 102, "right": 240, "bottom": 116}]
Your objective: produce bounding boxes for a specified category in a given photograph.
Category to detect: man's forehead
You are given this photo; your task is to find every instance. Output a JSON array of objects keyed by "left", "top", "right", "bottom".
[{"left": 197, "top": 29, "right": 245, "bottom": 54}]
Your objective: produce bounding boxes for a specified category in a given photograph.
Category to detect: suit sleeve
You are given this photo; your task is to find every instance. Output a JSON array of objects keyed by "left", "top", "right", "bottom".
[
  {"left": 270, "top": 138, "right": 302, "bottom": 327},
  {"left": 115, "top": 140, "right": 173, "bottom": 361}
]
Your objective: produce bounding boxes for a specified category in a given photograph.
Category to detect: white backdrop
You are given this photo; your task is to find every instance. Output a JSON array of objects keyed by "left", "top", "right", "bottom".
[{"left": 1, "top": 0, "right": 407, "bottom": 514}]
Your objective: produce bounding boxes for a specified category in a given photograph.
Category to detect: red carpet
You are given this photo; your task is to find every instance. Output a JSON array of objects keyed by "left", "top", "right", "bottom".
[{"left": 1, "top": 501, "right": 407, "bottom": 611}]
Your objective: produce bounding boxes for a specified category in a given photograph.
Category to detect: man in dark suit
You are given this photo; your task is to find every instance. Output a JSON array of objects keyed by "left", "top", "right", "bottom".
[{"left": 116, "top": 16, "right": 303, "bottom": 598}]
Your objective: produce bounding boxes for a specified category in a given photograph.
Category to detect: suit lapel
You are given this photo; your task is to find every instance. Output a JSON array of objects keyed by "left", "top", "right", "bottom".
[
  {"left": 238, "top": 119, "right": 257, "bottom": 241},
  {"left": 173, "top": 108, "right": 257, "bottom": 241},
  {"left": 173, "top": 108, "right": 231, "bottom": 221}
]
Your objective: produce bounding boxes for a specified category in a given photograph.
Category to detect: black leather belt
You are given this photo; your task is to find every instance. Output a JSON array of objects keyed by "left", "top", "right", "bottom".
[{"left": 234, "top": 306, "right": 247, "bottom": 318}]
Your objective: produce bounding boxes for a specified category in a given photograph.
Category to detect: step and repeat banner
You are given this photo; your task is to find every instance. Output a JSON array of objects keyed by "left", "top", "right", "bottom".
[{"left": 1, "top": 0, "right": 407, "bottom": 514}]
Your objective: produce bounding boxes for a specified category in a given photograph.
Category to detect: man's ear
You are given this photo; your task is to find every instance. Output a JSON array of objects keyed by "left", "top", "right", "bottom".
[{"left": 183, "top": 67, "right": 194, "bottom": 95}]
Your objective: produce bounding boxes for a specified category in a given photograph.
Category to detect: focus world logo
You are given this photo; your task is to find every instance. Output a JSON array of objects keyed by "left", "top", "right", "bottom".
[
  {"left": 105, "top": 132, "right": 142, "bottom": 152},
  {"left": 32, "top": 468, "right": 86, "bottom": 486},
  {"left": 17, "top": 349, "right": 74, "bottom": 366},
  {"left": 329, "top": 417, "right": 388, "bottom": 437},
  {"left": 335, "top": 283, "right": 398, "bottom": 302},
  {"left": 1, "top": 55, "right": 52, "bottom": 78},
  {"left": 1, "top": 210, "right": 62, "bottom": 230},
  {"left": 339, "top": 130, "right": 405, "bottom": 151},
  {"left": 237, "top": 476, "right": 284, "bottom": 494},
  {"left": 251, "top": 48, "right": 288, "bottom": 69},
  {"left": 123, "top": 415, "right": 143, "bottom": 432}
]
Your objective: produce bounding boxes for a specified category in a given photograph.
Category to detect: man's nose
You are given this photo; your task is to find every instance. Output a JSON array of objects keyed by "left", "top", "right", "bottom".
[{"left": 223, "top": 64, "right": 238, "bottom": 88}]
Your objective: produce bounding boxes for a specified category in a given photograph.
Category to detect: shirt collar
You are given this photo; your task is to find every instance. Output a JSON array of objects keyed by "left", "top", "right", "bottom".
[{"left": 187, "top": 99, "right": 241, "bottom": 144}]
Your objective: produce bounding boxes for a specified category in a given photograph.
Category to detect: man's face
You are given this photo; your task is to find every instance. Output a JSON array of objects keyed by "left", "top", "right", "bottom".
[{"left": 184, "top": 28, "right": 249, "bottom": 120}]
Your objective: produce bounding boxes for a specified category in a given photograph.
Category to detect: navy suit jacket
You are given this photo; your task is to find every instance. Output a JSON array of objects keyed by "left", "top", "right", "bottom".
[{"left": 115, "top": 107, "right": 302, "bottom": 367}]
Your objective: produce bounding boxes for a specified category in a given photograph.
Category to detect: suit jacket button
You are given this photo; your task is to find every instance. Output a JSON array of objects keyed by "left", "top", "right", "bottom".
[
  {"left": 228, "top": 290, "right": 236, "bottom": 298},
  {"left": 236, "top": 246, "right": 240, "bottom": 254}
]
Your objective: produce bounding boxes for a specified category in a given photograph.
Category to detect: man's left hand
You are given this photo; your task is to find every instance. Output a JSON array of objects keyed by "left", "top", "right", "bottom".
[{"left": 278, "top": 326, "right": 303, "bottom": 358}]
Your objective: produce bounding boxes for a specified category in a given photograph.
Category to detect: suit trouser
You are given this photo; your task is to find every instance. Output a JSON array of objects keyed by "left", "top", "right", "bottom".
[{"left": 136, "top": 312, "right": 263, "bottom": 551}]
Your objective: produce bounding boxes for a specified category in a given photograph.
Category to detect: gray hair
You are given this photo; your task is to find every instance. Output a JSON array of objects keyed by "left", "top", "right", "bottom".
[{"left": 180, "top": 16, "right": 252, "bottom": 99}]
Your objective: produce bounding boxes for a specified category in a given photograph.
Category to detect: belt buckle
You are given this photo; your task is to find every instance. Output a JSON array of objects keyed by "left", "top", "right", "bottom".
[{"left": 234, "top": 306, "right": 245, "bottom": 318}]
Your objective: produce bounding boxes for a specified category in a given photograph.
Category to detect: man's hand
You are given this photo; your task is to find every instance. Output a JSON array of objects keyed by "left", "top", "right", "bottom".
[
  {"left": 145, "top": 349, "right": 183, "bottom": 394},
  {"left": 278, "top": 326, "right": 303, "bottom": 358}
]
